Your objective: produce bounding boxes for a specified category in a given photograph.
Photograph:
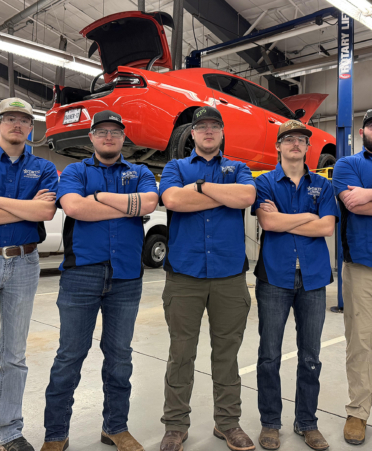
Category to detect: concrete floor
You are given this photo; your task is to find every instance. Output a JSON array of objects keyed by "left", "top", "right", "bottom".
[{"left": 14, "top": 256, "right": 371, "bottom": 451}]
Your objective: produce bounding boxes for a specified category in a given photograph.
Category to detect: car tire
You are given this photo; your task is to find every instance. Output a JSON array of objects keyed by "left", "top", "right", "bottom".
[
  {"left": 143, "top": 234, "right": 167, "bottom": 268},
  {"left": 166, "top": 123, "right": 194, "bottom": 160},
  {"left": 166, "top": 122, "right": 226, "bottom": 161},
  {"left": 317, "top": 153, "right": 336, "bottom": 168}
]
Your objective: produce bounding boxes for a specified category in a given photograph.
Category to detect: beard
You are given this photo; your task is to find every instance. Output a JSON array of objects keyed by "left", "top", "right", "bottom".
[
  {"left": 95, "top": 147, "right": 121, "bottom": 160},
  {"left": 363, "top": 131, "right": 372, "bottom": 152}
]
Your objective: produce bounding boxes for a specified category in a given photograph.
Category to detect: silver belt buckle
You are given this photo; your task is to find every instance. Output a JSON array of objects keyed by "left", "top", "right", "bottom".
[{"left": 1, "top": 245, "right": 18, "bottom": 259}]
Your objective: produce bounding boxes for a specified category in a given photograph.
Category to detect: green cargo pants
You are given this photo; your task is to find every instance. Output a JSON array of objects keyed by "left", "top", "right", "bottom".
[{"left": 161, "top": 271, "right": 251, "bottom": 432}]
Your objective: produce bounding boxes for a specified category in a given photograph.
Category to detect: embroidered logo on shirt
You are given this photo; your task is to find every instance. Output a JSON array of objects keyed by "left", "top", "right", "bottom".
[
  {"left": 23, "top": 169, "right": 41, "bottom": 179},
  {"left": 221, "top": 165, "right": 235, "bottom": 174},
  {"left": 307, "top": 186, "right": 322, "bottom": 197},
  {"left": 121, "top": 170, "right": 138, "bottom": 185}
]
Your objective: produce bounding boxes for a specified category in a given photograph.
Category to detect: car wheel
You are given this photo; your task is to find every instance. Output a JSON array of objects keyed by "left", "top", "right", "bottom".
[
  {"left": 143, "top": 234, "right": 167, "bottom": 268},
  {"left": 317, "top": 153, "right": 336, "bottom": 168},
  {"left": 166, "top": 123, "right": 194, "bottom": 160}
]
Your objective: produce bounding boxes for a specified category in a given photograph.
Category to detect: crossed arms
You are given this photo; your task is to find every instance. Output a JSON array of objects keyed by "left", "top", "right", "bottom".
[
  {"left": 0, "top": 189, "right": 57, "bottom": 225},
  {"left": 256, "top": 200, "right": 335, "bottom": 237},
  {"left": 60, "top": 191, "right": 159, "bottom": 221},
  {"left": 339, "top": 186, "right": 372, "bottom": 215},
  {"left": 162, "top": 182, "right": 256, "bottom": 212}
]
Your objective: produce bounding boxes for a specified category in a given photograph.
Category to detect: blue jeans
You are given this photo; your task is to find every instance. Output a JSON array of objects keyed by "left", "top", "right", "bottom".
[
  {"left": 256, "top": 271, "right": 326, "bottom": 432},
  {"left": 44, "top": 262, "right": 142, "bottom": 441},
  {"left": 0, "top": 249, "right": 40, "bottom": 445}
]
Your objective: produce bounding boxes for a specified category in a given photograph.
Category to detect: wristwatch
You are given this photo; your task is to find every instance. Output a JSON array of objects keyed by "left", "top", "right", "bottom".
[
  {"left": 196, "top": 179, "right": 205, "bottom": 193},
  {"left": 94, "top": 190, "right": 102, "bottom": 202}
]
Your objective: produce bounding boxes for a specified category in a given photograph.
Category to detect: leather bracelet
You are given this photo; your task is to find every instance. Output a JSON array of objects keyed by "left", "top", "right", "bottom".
[{"left": 94, "top": 190, "right": 101, "bottom": 202}]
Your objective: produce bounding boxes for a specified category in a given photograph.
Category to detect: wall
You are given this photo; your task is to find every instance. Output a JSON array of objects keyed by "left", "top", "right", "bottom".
[{"left": 303, "top": 58, "right": 372, "bottom": 153}]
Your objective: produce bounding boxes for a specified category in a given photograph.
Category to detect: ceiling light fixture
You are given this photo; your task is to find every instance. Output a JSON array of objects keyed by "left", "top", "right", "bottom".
[
  {"left": 0, "top": 32, "right": 102, "bottom": 77},
  {"left": 325, "top": 0, "right": 372, "bottom": 30}
]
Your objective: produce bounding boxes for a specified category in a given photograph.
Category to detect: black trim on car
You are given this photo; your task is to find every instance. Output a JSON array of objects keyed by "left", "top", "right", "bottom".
[{"left": 48, "top": 129, "right": 135, "bottom": 152}]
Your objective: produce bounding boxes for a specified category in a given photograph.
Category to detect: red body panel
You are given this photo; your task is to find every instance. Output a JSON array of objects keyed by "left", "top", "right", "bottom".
[
  {"left": 46, "top": 12, "right": 336, "bottom": 171},
  {"left": 282, "top": 93, "right": 329, "bottom": 124}
]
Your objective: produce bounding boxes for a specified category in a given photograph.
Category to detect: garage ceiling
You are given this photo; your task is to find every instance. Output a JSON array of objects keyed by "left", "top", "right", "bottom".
[{"left": 0, "top": 0, "right": 371, "bottom": 108}]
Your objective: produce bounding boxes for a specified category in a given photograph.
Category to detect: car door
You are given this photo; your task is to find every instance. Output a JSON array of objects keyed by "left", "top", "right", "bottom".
[
  {"left": 246, "top": 82, "right": 310, "bottom": 169},
  {"left": 204, "top": 74, "right": 266, "bottom": 169}
]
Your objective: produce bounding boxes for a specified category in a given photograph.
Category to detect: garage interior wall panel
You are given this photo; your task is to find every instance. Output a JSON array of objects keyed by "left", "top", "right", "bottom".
[{"left": 304, "top": 59, "right": 372, "bottom": 152}]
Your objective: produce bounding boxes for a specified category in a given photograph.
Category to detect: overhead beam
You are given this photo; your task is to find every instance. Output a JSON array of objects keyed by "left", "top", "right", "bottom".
[
  {"left": 184, "top": 0, "right": 263, "bottom": 70},
  {"left": 0, "top": 0, "right": 62, "bottom": 32}
]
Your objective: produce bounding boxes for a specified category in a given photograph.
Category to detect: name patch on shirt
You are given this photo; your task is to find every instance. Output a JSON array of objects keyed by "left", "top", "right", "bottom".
[
  {"left": 23, "top": 169, "right": 41, "bottom": 179},
  {"left": 307, "top": 186, "right": 322, "bottom": 197},
  {"left": 221, "top": 165, "right": 235, "bottom": 174},
  {"left": 121, "top": 170, "right": 138, "bottom": 185}
]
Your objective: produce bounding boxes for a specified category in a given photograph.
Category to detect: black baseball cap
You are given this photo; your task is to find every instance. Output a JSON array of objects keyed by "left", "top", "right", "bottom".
[
  {"left": 363, "top": 109, "right": 372, "bottom": 128},
  {"left": 192, "top": 106, "right": 224, "bottom": 127},
  {"left": 90, "top": 110, "right": 125, "bottom": 131}
]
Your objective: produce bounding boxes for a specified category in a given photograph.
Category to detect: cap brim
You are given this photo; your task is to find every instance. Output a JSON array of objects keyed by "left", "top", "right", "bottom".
[
  {"left": 192, "top": 115, "right": 224, "bottom": 126},
  {"left": 277, "top": 128, "right": 312, "bottom": 141},
  {"left": 91, "top": 119, "right": 125, "bottom": 130},
  {"left": 1, "top": 106, "right": 34, "bottom": 119}
]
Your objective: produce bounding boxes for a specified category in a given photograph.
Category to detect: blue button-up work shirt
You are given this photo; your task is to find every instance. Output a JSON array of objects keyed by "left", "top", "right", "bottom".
[
  {"left": 0, "top": 147, "right": 58, "bottom": 246},
  {"left": 251, "top": 163, "right": 338, "bottom": 291},
  {"left": 159, "top": 149, "right": 256, "bottom": 279},
  {"left": 333, "top": 148, "right": 372, "bottom": 267},
  {"left": 56, "top": 154, "right": 158, "bottom": 279}
]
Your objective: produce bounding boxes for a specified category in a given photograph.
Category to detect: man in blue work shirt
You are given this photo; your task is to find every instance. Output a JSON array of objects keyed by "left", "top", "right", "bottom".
[
  {"left": 41, "top": 111, "right": 158, "bottom": 451},
  {"left": 0, "top": 98, "right": 58, "bottom": 451},
  {"left": 333, "top": 109, "right": 372, "bottom": 446},
  {"left": 252, "top": 120, "right": 338, "bottom": 451},
  {"left": 159, "top": 106, "right": 256, "bottom": 451}
]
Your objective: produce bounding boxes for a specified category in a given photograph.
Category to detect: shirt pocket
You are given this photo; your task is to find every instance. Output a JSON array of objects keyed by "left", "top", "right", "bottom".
[
  {"left": 18, "top": 174, "right": 41, "bottom": 198},
  {"left": 304, "top": 195, "right": 319, "bottom": 214}
]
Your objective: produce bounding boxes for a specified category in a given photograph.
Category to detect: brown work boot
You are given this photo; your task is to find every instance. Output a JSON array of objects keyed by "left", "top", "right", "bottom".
[
  {"left": 159, "top": 431, "right": 188, "bottom": 451},
  {"left": 344, "top": 416, "right": 367, "bottom": 445},
  {"left": 294, "top": 425, "right": 329, "bottom": 450},
  {"left": 101, "top": 431, "right": 143, "bottom": 451},
  {"left": 214, "top": 427, "right": 255, "bottom": 451},
  {"left": 40, "top": 439, "right": 69, "bottom": 451},
  {"left": 259, "top": 427, "right": 280, "bottom": 450}
]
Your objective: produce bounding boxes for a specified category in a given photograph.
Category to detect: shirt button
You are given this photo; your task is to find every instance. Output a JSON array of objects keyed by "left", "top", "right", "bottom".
[
  {"left": 292, "top": 185, "right": 295, "bottom": 188},
  {"left": 294, "top": 210, "right": 296, "bottom": 212},
  {"left": 207, "top": 235, "right": 210, "bottom": 238},
  {"left": 112, "top": 250, "right": 116, "bottom": 253},
  {"left": 9, "top": 180, "right": 12, "bottom": 182},
  {"left": 207, "top": 219, "right": 210, "bottom": 222},
  {"left": 294, "top": 249, "right": 297, "bottom": 252},
  {"left": 208, "top": 251, "right": 210, "bottom": 253}
]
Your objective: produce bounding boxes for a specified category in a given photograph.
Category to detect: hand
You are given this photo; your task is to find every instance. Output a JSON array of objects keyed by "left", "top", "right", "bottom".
[
  {"left": 33, "top": 189, "right": 56, "bottom": 202},
  {"left": 184, "top": 183, "right": 196, "bottom": 191},
  {"left": 260, "top": 199, "right": 278, "bottom": 213},
  {"left": 308, "top": 213, "right": 320, "bottom": 221},
  {"left": 86, "top": 194, "right": 95, "bottom": 201},
  {"left": 343, "top": 186, "right": 372, "bottom": 210}
]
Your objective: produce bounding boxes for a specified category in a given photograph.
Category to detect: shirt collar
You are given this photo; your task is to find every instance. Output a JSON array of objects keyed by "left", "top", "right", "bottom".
[
  {"left": 190, "top": 148, "right": 223, "bottom": 163},
  {"left": 84, "top": 153, "right": 130, "bottom": 168},
  {"left": 274, "top": 162, "right": 312, "bottom": 182},
  {"left": 362, "top": 146, "right": 372, "bottom": 159},
  {"left": 0, "top": 146, "right": 27, "bottom": 162}
]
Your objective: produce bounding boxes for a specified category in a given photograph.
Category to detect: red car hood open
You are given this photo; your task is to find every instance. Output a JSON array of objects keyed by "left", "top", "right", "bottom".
[
  {"left": 281, "top": 93, "right": 328, "bottom": 124},
  {"left": 80, "top": 11, "right": 174, "bottom": 76}
]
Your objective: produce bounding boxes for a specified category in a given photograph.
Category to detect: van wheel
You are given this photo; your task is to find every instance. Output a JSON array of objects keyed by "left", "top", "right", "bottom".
[
  {"left": 317, "top": 153, "right": 336, "bottom": 168},
  {"left": 143, "top": 234, "right": 166, "bottom": 268}
]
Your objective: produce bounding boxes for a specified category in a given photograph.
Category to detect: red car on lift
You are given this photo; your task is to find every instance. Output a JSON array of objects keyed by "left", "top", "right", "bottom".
[{"left": 44, "top": 10, "right": 336, "bottom": 172}]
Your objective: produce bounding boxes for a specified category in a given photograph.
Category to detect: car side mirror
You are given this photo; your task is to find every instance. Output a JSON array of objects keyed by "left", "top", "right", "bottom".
[{"left": 294, "top": 109, "right": 306, "bottom": 120}]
